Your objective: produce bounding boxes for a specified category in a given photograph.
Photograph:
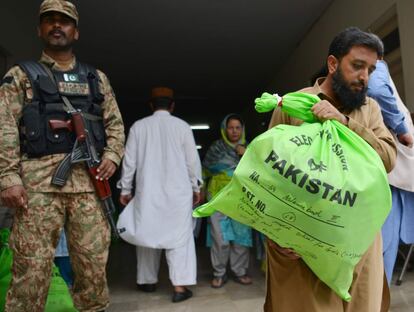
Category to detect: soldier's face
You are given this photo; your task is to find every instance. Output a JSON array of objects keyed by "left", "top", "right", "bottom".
[{"left": 38, "top": 12, "right": 79, "bottom": 51}]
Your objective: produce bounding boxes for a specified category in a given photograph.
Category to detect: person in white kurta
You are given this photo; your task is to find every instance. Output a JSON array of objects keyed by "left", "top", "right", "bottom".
[{"left": 117, "top": 87, "right": 202, "bottom": 302}]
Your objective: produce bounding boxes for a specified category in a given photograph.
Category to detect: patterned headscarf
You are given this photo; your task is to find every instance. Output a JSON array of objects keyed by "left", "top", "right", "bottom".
[
  {"left": 220, "top": 113, "right": 246, "bottom": 147},
  {"left": 203, "top": 114, "right": 246, "bottom": 177}
]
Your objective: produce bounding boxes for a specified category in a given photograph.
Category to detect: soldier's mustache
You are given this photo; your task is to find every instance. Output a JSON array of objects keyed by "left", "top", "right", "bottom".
[{"left": 49, "top": 30, "right": 66, "bottom": 38}]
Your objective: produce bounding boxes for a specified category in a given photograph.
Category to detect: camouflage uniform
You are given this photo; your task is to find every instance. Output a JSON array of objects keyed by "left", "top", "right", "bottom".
[{"left": 0, "top": 52, "right": 125, "bottom": 311}]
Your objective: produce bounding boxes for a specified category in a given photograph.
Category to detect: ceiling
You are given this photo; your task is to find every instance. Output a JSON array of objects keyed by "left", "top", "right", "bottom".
[{"left": 0, "top": 0, "right": 333, "bottom": 155}]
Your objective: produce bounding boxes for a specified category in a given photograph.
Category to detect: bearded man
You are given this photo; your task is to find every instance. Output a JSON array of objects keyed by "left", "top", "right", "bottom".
[{"left": 264, "top": 27, "right": 396, "bottom": 312}]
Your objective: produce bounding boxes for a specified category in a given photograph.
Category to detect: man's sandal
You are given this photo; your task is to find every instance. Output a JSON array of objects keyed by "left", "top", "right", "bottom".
[
  {"left": 233, "top": 275, "right": 252, "bottom": 285},
  {"left": 211, "top": 274, "right": 228, "bottom": 288}
]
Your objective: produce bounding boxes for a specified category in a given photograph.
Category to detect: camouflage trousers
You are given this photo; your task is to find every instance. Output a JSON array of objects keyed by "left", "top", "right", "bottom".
[{"left": 5, "top": 192, "right": 110, "bottom": 312}]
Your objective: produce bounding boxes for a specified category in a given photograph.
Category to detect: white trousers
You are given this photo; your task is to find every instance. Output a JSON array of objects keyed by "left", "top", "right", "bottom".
[{"left": 136, "top": 236, "right": 197, "bottom": 286}]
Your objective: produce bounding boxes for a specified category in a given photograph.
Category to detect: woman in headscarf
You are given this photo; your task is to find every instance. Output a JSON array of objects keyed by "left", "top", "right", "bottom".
[{"left": 202, "top": 113, "right": 253, "bottom": 288}]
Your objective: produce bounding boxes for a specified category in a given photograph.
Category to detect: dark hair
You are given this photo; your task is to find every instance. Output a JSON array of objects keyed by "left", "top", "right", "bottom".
[
  {"left": 151, "top": 97, "right": 173, "bottom": 110},
  {"left": 226, "top": 113, "right": 244, "bottom": 127},
  {"left": 328, "top": 27, "right": 383, "bottom": 59},
  {"left": 368, "top": 33, "right": 385, "bottom": 57}
]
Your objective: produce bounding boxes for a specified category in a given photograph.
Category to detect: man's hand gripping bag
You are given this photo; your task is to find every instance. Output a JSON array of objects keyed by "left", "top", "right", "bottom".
[{"left": 194, "top": 92, "right": 391, "bottom": 301}]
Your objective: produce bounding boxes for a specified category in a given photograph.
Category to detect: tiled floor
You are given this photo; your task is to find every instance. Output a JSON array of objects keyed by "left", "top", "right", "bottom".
[{"left": 107, "top": 241, "right": 414, "bottom": 312}]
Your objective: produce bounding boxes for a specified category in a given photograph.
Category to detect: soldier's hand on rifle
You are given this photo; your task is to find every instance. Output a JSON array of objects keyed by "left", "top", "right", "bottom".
[
  {"left": 119, "top": 193, "right": 132, "bottom": 206},
  {"left": 0, "top": 185, "right": 28, "bottom": 209},
  {"left": 96, "top": 159, "right": 117, "bottom": 180}
]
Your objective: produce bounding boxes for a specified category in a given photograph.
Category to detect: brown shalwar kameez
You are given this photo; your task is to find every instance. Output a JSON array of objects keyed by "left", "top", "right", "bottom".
[{"left": 264, "top": 78, "right": 396, "bottom": 312}]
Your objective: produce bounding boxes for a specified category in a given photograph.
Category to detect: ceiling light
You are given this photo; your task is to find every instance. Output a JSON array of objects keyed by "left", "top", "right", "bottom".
[{"left": 191, "top": 124, "right": 210, "bottom": 130}]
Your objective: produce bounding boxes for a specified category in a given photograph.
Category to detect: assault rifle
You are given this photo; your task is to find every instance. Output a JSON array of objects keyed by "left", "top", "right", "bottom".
[{"left": 49, "top": 111, "right": 120, "bottom": 239}]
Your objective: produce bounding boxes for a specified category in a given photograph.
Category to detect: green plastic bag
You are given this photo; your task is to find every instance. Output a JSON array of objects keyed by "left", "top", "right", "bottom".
[
  {"left": 0, "top": 229, "right": 78, "bottom": 312},
  {"left": 45, "top": 267, "right": 78, "bottom": 312},
  {"left": 194, "top": 92, "right": 391, "bottom": 301},
  {"left": 0, "top": 229, "right": 12, "bottom": 311}
]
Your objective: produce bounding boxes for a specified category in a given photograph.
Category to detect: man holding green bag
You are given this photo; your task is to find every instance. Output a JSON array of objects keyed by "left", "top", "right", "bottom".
[{"left": 264, "top": 27, "right": 396, "bottom": 312}]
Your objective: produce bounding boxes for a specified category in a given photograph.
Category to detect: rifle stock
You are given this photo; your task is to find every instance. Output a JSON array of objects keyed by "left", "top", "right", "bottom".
[
  {"left": 88, "top": 166, "right": 120, "bottom": 238},
  {"left": 88, "top": 166, "right": 112, "bottom": 199}
]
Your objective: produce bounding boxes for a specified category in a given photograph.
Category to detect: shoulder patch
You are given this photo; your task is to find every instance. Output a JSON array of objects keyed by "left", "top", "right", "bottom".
[{"left": 1, "top": 76, "right": 14, "bottom": 86}]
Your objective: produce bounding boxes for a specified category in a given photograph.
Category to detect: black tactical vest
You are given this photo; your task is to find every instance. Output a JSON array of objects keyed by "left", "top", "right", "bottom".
[{"left": 18, "top": 61, "right": 107, "bottom": 158}]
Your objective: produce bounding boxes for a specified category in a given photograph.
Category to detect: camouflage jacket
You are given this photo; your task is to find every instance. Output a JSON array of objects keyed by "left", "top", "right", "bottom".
[{"left": 0, "top": 52, "right": 125, "bottom": 193}]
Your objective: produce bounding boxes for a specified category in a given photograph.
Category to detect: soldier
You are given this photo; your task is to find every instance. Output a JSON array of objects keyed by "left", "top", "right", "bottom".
[{"left": 0, "top": 1, "right": 125, "bottom": 311}]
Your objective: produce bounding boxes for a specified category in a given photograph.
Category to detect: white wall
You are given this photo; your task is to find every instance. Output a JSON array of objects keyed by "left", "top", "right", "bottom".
[{"left": 267, "top": 0, "right": 414, "bottom": 111}]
